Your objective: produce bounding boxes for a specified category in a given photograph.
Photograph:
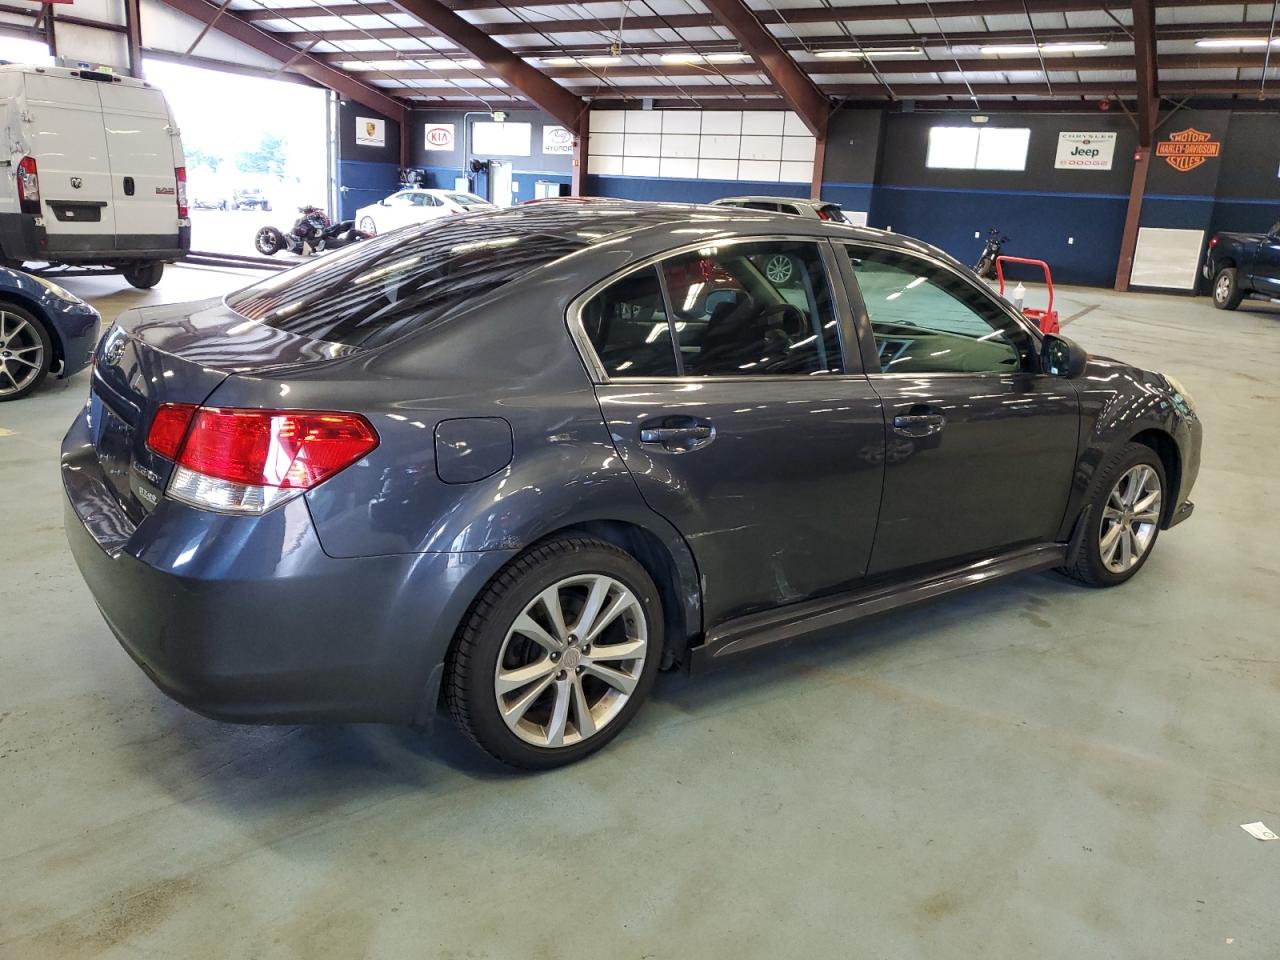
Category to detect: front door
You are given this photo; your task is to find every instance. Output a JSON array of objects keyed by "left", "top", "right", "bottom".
[
  {"left": 1251, "top": 223, "right": 1280, "bottom": 297},
  {"left": 581, "top": 238, "right": 886, "bottom": 626},
  {"left": 836, "top": 242, "right": 1080, "bottom": 576}
]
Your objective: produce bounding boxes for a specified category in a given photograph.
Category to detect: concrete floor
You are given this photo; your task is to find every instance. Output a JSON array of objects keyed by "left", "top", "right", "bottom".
[{"left": 2, "top": 267, "right": 1278, "bottom": 959}]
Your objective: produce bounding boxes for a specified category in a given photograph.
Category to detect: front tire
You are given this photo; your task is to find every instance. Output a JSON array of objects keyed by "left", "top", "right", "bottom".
[
  {"left": 446, "top": 536, "right": 664, "bottom": 769},
  {"left": 359, "top": 216, "right": 376, "bottom": 235},
  {"left": 1212, "top": 267, "right": 1243, "bottom": 310},
  {"left": 122, "top": 261, "right": 163, "bottom": 289},
  {"left": 1061, "top": 442, "right": 1165, "bottom": 587},
  {"left": 254, "top": 226, "right": 284, "bottom": 256},
  {"left": 0, "top": 302, "right": 52, "bottom": 401}
]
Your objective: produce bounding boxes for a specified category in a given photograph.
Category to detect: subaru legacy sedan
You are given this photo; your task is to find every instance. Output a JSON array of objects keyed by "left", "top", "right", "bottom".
[{"left": 63, "top": 203, "right": 1201, "bottom": 769}]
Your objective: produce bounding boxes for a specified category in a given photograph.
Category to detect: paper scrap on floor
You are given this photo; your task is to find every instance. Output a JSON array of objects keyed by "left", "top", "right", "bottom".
[{"left": 1241, "top": 822, "right": 1278, "bottom": 841}]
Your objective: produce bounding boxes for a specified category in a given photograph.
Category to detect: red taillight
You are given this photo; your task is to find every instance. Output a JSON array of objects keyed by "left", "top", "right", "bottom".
[
  {"left": 175, "top": 166, "right": 188, "bottom": 219},
  {"left": 146, "top": 402, "right": 198, "bottom": 459},
  {"left": 1208, "top": 236, "right": 1218, "bottom": 248},
  {"left": 147, "top": 406, "right": 378, "bottom": 514},
  {"left": 17, "top": 156, "right": 40, "bottom": 214},
  {"left": 179, "top": 408, "right": 377, "bottom": 489},
  {"left": 817, "top": 208, "right": 830, "bottom": 221}
]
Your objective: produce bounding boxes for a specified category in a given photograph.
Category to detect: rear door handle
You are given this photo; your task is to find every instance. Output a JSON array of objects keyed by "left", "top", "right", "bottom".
[
  {"left": 639, "top": 418, "right": 715, "bottom": 452},
  {"left": 123, "top": 176, "right": 135, "bottom": 196},
  {"left": 892, "top": 413, "right": 946, "bottom": 438}
]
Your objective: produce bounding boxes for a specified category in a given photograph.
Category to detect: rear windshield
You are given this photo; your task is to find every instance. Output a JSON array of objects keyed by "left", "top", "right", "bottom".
[
  {"left": 227, "top": 215, "right": 588, "bottom": 348},
  {"left": 449, "top": 193, "right": 488, "bottom": 206}
]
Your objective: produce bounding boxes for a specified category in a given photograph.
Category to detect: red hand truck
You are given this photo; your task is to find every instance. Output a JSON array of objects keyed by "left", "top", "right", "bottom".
[{"left": 995, "top": 256, "right": 1060, "bottom": 335}]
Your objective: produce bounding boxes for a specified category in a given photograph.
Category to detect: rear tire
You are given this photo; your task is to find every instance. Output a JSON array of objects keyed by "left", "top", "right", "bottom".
[
  {"left": 254, "top": 226, "right": 284, "bottom": 256},
  {"left": 1212, "top": 267, "right": 1243, "bottom": 310},
  {"left": 446, "top": 536, "right": 664, "bottom": 769},
  {"left": 1060, "top": 442, "right": 1166, "bottom": 587},
  {"left": 0, "top": 301, "right": 53, "bottom": 401},
  {"left": 122, "top": 261, "right": 163, "bottom": 289}
]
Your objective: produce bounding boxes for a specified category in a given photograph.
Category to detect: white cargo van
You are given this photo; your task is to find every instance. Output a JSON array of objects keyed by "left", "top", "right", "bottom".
[{"left": 0, "top": 64, "right": 189, "bottom": 288}]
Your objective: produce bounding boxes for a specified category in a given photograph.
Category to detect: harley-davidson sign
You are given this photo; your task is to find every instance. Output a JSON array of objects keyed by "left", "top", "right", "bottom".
[{"left": 1154, "top": 128, "right": 1221, "bottom": 172}]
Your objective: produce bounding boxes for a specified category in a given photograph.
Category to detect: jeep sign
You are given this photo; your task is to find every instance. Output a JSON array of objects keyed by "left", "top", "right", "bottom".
[{"left": 1054, "top": 131, "right": 1117, "bottom": 170}]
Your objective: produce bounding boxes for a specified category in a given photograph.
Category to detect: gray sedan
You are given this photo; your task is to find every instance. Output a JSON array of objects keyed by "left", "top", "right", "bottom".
[{"left": 62, "top": 202, "right": 1201, "bottom": 768}]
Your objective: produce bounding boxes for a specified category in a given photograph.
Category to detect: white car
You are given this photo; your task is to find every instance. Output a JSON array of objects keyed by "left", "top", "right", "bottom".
[
  {"left": 709, "top": 196, "right": 851, "bottom": 223},
  {"left": 355, "top": 189, "right": 492, "bottom": 235}
]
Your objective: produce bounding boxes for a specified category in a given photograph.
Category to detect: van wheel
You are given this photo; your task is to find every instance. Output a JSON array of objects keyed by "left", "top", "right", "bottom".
[
  {"left": 255, "top": 227, "right": 284, "bottom": 256},
  {"left": 1212, "top": 267, "right": 1243, "bottom": 310},
  {"left": 0, "top": 301, "right": 53, "bottom": 401},
  {"left": 123, "top": 262, "right": 163, "bottom": 289}
]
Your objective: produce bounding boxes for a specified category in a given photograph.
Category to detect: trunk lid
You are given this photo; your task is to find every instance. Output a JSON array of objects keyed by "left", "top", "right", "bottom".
[{"left": 88, "top": 297, "right": 357, "bottom": 522}]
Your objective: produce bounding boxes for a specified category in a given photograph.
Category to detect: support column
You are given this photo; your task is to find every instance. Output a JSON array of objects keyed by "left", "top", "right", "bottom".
[
  {"left": 810, "top": 136, "right": 826, "bottom": 200},
  {"left": 124, "top": 0, "right": 144, "bottom": 78},
  {"left": 572, "top": 130, "right": 589, "bottom": 197},
  {"left": 1114, "top": 146, "right": 1150, "bottom": 292}
]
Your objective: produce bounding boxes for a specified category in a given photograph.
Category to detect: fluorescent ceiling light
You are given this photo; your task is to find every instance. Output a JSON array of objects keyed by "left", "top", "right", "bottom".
[
  {"left": 1195, "top": 36, "right": 1280, "bottom": 48},
  {"left": 815, "top": 47, "right": 922, "bottom": 59},
  {"left": 705, "top": 52, "right": 751, "bottom": 63},
  {"left": 660, "top": 52, "right": 703, "bottom": 64},
  {"left": 1039, "top": 42, "right": 1108, "bottom": 52},
  {"left": 579, "top": 55, "right": 622, "bottom": 65},
  {"left": 540, "top": 56, "right": 579, "bottom": 66},
  {"left": 979, "top": 44, "right": 1041, "bottom": 54},
  {"left": 424, "top": 59, "right": 481, "bottom": 69}
]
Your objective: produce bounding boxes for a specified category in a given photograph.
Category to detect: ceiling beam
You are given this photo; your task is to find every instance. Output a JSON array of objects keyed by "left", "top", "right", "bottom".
[
  {"left": 698, "top": 0, "right": 829, "bottom": 135},
  {"left": 152, "top": 0, "right": 406, "bottom": 122},
  {"left": 1131, "top": 0, "right": 1159, "bottom": 145},
  {"left": 384, "top": 0, "right": 588, "bottom": 132}
]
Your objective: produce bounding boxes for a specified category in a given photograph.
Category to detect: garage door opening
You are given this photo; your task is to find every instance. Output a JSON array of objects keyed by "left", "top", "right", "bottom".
[{"left": 143, "top": 59, "right": 331, "bottom": 258}]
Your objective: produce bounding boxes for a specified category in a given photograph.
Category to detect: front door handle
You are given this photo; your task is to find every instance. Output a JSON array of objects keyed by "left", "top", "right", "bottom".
[
  {"left": 892, "top": 413, "right": 946, "bottom": 438},
  {"left": 639, "top": 417, "right": 715, "bottom": 453}
]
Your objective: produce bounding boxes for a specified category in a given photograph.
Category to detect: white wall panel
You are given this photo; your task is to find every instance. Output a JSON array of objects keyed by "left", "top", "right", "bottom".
[
  {"left": 623, "top": 132, "right": 661, "bottom": 157},
  {"left": 661, "top": 133, "right": 700, "bottom": 158},
  {"left": 742, "top": 110, "right": 785, "bottom": 135},
  {"left": 591, "top": 132, "right": 624, "bottom": 157},
  {"left": 780, "top": 160, "right": 814, "bottom": 183},
  {"left": 700, "top": 111, "right": 742, "bottom": 135},
  {"left": 781, "top": 135, "right": 815, "bottom": 161},
  {"left": 624, "top": 111, "right": 663, "bottom": 133},
  {"left": 782, "top": 111, "right": 809, "bottom": 137},
  {"left": 590, "top": 111, "right": 626, "bottom": 133},
  {"left": 588, "top": 154, "right": 623, "bottom": 175},
  {"left": 738, "top": 159, "right": 781, "bottom": 181},
  {"left": 660, "top": 156, "right": 700, "bottom": 178},
  {"left": 622, "top": 155, "right": 660, "bottom": 177},
  {"left": 740, "top": 135, "right": 783, "bottom": 161},
  {"left": 662, "top": 111, "right": 702, "bottom": 134},
  {"left": 698, "top": 158, "right": 739, "bottom": 179},
  {"left": 699, "top": 133, "right": 740, "bottom": 159}
]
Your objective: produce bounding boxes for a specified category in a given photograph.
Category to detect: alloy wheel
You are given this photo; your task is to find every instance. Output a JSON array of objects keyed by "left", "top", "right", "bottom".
[
  {"left": 1099, "top": 464, "right": 1162, "bottom": 574},
  {"left": 494, "top": 574, "right": 648, "bottom": 748},
  {"left": 1215, "top": 273, "right": 1231, "bottom": 303},
  {"left": 359, "top": 216, "right": 376, "bottom": 235},
  {"left": 764, "top": 254, "right": 794, "bottom": 285},
  {"left": 0, "top": 310, "right": 44, "bottom": 397}
]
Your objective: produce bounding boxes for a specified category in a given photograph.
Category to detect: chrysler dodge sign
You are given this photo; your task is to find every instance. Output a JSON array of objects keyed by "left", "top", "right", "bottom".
[{"left": 1054, "top": 131, "right": 1117, "bottom": 170}]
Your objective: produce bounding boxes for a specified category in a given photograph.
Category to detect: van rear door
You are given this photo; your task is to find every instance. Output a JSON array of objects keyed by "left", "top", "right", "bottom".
[
  {"left": 23, "top": 72, "right": 116, "bottom": 241},
  {"left": 99, "top": 83, "right": 180, "bottom": 245}
]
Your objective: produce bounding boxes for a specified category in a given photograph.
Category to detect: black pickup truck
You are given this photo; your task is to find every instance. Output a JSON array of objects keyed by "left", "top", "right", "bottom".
[{"left": 1203, "top": 221, "right": 1280, "bottom": 310}]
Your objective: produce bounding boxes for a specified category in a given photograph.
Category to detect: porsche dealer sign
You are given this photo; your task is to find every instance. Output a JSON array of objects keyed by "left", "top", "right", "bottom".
[
  {"left": 1054, "top": 131, "right": 1117, "bottom": 170},
  {"left": 1155, "top": 128, "right": 1221, "bottom": 172}
]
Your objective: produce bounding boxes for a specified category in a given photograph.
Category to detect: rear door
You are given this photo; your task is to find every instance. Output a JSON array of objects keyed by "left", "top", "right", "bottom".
[
  {"left": 1251, "top": 223, "right": 1280, "bottom": 297},
  {"left": 582, "top": 237, "right": 886, "bottom": 626},
  {"left": 22, "top": 72, "right": 116, "bottom": 239},
  {"left": 99, "top": 82, "right": 179, "bottom": 244}
]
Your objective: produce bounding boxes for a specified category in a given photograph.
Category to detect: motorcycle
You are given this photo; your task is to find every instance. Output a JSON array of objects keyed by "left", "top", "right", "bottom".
[
  {"left": 254, "top": 206, "right": 370, "bottom": 257},
  {"left": 973, "top": 228, "right": 1009, "bottom": 279}
]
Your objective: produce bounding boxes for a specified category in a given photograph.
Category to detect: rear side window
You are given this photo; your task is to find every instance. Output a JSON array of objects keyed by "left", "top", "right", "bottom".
[
  {"left": 581, "top": 267, "right": 677, "bottom": 377},
  {"left": 228, "top": 219, "right": 587, "bottom": 348},
  {"left": 583, "top": 240, "right": 843, "bottom": 378},
  {"left": 740, "top": 201, "right": 782, "bottom": 212}
]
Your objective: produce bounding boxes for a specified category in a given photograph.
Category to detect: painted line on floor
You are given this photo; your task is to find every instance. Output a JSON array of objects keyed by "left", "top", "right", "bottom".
[{"left": 1062, "top": 303, "right": 1100, "bottom": 326}]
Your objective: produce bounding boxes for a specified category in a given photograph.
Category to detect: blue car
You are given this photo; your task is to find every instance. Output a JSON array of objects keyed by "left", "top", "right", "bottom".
[{"left": 0, "top": 268, "right": 101, "bottom": 401}]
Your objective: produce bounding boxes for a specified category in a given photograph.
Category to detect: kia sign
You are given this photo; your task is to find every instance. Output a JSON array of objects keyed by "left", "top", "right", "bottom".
[
  {"left": 424, "top": 123, "right": 455, "bottom": 152},
  {"left": 1054, "top": 131, "right": 1117, "bottom": 170},
  {"left": 542, "top": 125, "right": 574, "bottom": 155}
]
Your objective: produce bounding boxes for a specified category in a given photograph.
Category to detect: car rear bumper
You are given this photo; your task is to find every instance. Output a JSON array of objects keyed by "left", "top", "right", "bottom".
[{"left": 61, "top": 409, "right": 514, "bottom": 725}]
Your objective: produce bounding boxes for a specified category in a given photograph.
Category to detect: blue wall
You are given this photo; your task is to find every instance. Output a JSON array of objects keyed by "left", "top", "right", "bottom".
[
  {"left": 588, "top": 175, "right": 809, "bottom": 204},
  {"left": 338, "top": 159, "right": 400, "bottom": 221}
]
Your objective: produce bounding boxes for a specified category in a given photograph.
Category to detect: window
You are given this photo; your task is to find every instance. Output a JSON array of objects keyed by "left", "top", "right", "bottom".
[
  {"left": 739, "top": 201, "right": 783, "bottom": 212},
  {"left": 842, "top": 245, "right": 1031, "bottom": 375},
  {"left": 662, "top": 241, "right": 843, "bottom": 376},
  {"left": 228, "top": 219, "right": 588, "bottom": 348},
  {"left": 926, "top": 126, "right": 1030, "bottom": 171},
  {"left": 581, "top": 267, "right": 678, "bottom": 377}
]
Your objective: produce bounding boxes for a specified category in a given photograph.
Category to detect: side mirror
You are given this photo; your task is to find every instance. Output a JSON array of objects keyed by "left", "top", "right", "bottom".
[{"left": 1041, "top": 334, "right": 1088, "bottom": 379}]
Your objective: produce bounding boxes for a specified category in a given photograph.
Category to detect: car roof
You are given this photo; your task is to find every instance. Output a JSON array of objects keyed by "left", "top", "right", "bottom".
[{"left": 713, "top": 196, "right": 832, "bottom": 207}]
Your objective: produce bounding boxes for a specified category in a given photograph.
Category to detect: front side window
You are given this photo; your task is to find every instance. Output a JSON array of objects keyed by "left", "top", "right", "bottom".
[
  {"left": 842, "top": 245, "right": 1031, "bottom": 375},
  {"left": 661, "top": 240, "right": 843, "bottom": 376}
]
